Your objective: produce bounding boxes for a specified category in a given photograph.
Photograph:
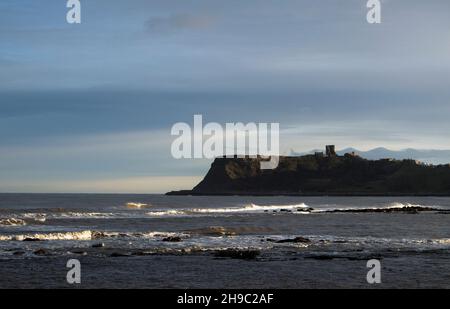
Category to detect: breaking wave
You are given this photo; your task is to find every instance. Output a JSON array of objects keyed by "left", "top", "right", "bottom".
[
  {"left": 147, "top": 210, "right": 186, "bottom": 217},
  {"left": 0, "top": 230, "right": 187, "bottom": 241},
  {"left": 146, "top": 203, "right": 309, "bottom": 217},
  {"left": 192, "top": 203, "right": 309, "bottom": 213},
  {"left": 1, "top": 203, "right": 445, "bottom": 224},
  {"left": 91, "top": 231, "right": 186, "bottom": 240},
  {"left": 0, "top": 218, "right": 27, "bottom": 226},
  {"left": 21, "top": 212, "right": 134, "bottom": 220},
  {"left": 0, "top": 230, "right": 93, "bottom": 241},
  {"left": 125, "top": 202, "right": 151, "bottom": 209},
  {"left": 315, "top": 203, "right": 443, "bottom": 213}
]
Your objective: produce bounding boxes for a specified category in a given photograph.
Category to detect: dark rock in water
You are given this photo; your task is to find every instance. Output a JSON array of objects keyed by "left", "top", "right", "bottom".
[
  {"left": 72, "top": 250, "right": 87, "bottom": 255},
  {"left": 274, "top": 237, "right": 311, "bottom": 244},
  {"left": 162, "top": 236, "right": 182, "bottom": 242},
  {"left": 279, "top": 209, "right": 292, "bottom": 213},
  {"left": 92, "top": 242, "right": 105, "bottom": 248},
  {"left": 132, "top": 251, "right": 150, "bottom": 256},
  {"left": 110, "top": 252, "right": 131, "bottom": 257},
  {"left": 92, "top": 231, "right": 108, "bottom": 239},
  {"left": 306, "top": 255, "right": 335, "bottom": 260},
  {"left": 187, "top": 226, "right": 236, "bottom": 236},
  {"left": 13, "top": 251, "right": 25, "bottom": 256},
  {"left": 438, "top": 211, "right": 450, "bottom": 214},
  {"left": 346, "top": 256, "right": 383, "bottom": 261},
  {"left": 406, "top": 210, "right": 419, "bottom": 214},
  {"left": 23, "top": 238, "right": 41, "bottom": 242},
  {"left": 33, "top": 249, "right": 49, "bottom": 256},
  {"left": 214, "top": 249, "right": 260, "bottom": 260},
  {"left": 299, "top": 207, "right": 315, "bottom": 212}
]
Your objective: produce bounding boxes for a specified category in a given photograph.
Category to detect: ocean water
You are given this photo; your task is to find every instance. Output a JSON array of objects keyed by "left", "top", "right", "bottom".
[{"left": 0, "top": 194, "right": 449, "bottom": 288}]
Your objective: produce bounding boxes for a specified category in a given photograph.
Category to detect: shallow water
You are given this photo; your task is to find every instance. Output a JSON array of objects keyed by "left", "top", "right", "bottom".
[{"left": 0, "top": 194, "right": 449, "bottom": 288}]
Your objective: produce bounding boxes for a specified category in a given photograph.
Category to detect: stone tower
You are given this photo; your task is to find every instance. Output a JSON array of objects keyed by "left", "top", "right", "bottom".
[{"left": 326, "top": 145, "right": 336, "bottom": 157}]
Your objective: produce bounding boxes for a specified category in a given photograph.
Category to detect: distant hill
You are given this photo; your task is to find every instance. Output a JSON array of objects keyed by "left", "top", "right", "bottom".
[{"left": 291, "top": 148, "right": 450, "bottom": 165}]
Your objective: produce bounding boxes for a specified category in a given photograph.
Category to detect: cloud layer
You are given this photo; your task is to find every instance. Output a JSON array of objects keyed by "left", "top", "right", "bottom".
[{"left": 1, "top": 0, "right": 450, "bottom": 192}]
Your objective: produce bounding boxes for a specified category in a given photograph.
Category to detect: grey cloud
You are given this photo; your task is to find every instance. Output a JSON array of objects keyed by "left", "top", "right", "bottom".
[
  {"left": 0, "top": 57, "right": 18, "bottom": 67},
  {"left": 145, "top": 14, "right": 216, "bottom": 34}
]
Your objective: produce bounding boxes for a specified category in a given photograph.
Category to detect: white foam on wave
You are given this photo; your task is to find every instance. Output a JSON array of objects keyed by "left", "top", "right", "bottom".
[
  {"left": 147, "top": 210, "right": 186, "bottom": 217},
  {"left": 59, "top": 212, "right": 118, "bottom": 218},
  {"left": 307, "top": 234, "right": 450, "bottom": 248},
  {"left": 24, "top": 211, "right": 153, "bottom": 220},
  {"left": 0, "top": 218, "right": 27, "bottom": 226},
  {"left": 146, "top": 203, "right": 309, "bottom": 217},
  {"left": 384, "top": 202, "right": 423, "bottom": 209},
  {"left": 91, "top": 231, "right": 185, "bottom": 239},
  {"left": 0, "top": 230, "right": 93, "bottom": 241},
  {"left": 311, "top": 202, "right": 439, "bottom": 213},
  {"left": 0, "top": 230, "right": 187, "bottom": 241},
  {"left": 16, "top": 211, "right": 186, "bottom": 220},
  {"left": 22, "top": 213, "right": 47, "bottom": 222},
  {"left": 192, "top": 203, "right": 309, "bottom": 213},
  {"left": 27, "top": 212, "right": 133, "bottom": 219},
  {"left": 126, "top": 202, "right": 150, "bottom": 209},
  {"left": 431, "top": 238, "right": 450, "bottom": 245}
]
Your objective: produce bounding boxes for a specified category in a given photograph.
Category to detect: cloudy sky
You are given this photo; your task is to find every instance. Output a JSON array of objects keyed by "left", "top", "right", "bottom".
[{"left": 1, "top": 0, "right": 450, "bottom": 193}]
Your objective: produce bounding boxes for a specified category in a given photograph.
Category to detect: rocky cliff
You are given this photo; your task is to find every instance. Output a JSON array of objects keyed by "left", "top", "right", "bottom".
[{"left": 167, "top": 154, "right": 450, "bottom": 196}]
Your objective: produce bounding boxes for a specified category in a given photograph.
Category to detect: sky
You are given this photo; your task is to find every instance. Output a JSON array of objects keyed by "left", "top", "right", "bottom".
[{"left": 1, "top": 0, "right": 450, "bottom": 193}]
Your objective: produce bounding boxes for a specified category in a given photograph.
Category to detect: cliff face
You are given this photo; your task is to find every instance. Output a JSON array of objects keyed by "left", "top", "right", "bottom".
[{"left": 168, "top": 154, "right": 450, "bottom": 196}]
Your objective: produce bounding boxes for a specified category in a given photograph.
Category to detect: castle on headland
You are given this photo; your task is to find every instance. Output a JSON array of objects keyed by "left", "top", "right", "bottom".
[
  {"left": 218, "top": 145, "right": 426, "bottom": 167},
  {"left": 315, "top": 145, "right": 359, "bottom": 159},
  {"left": 167, "top": 145, "right": 450, "bottom": 196},
  {"left": 315, "top": 145, "right": 337, "bottom": 158},
  {"left": 222, "top": 145, "right": 345, "bottom": 159}
]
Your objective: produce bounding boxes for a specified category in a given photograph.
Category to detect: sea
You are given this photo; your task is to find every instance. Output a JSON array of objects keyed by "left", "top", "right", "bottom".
[{"left": 0, "top": 194, "right": 449, "bottom": 288}]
